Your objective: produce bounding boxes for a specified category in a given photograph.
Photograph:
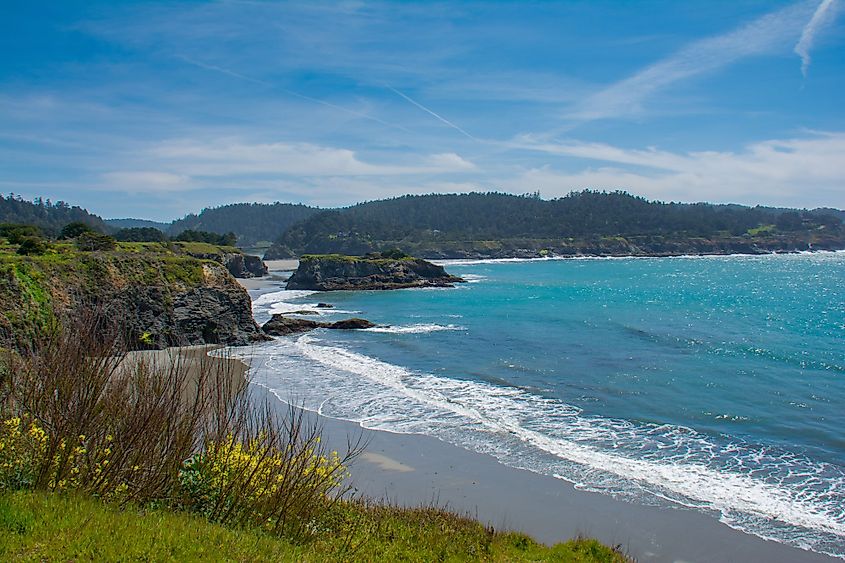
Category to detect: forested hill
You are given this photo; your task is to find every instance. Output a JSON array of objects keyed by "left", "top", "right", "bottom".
[
  {"left": 265, "top": 191, "right": 845, "bottom": 259},
  {"left": 1, "top": 194, "right": 108, "bottom": 235},
  {"left": 168, "top": 202, "right": 319, "bottom": 246}
]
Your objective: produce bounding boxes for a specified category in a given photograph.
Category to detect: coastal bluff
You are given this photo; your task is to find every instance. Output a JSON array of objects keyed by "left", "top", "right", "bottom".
[
  {"left": 285, "top": 253, "right": 465, "bottom": 291},
  {"left": 0, "top": 243, "right": 265, "bottom": 350}
]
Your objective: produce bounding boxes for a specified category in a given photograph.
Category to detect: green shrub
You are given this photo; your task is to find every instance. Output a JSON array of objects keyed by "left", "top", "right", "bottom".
[
  {"left": 114, "top": 227, "right": 167, "bottom": 242},
  {"left": 178, "top": 432, "right": 345, "bottom": 535},
  {"left": 0, "top": 224, "right": 42, "bottom": 245},
  {"left": 173, "top": 229, "right": 237, "bottom": 247},
  {"left": 59, "top": 221, "right": 95, "bottom": 239},
  {"left": 16, "top": 236, "right": 48, "bottom": 256},
  {"left": 76, "top": 231, "right": 117, "bottom": 251},
  {"left": 379, "top": 247, "right": 410, "bottom": 259}
]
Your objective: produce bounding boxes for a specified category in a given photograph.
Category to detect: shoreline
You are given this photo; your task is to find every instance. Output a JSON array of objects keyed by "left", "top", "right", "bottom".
[
  {"left": 243, "top": 376, "right": 839, "bottom": 563},
  {"left": 433, "top": 248, "right": 845, "bottom": 266},
  {"left": 226, "top": 259, "right": 843, "bottom": 562}
]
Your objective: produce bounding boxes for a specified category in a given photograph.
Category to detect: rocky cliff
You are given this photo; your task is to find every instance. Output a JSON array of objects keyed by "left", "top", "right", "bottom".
[
  {"left": 0, "top": 243, "right": 266, "bottom": 350},
  {"left": 285, "top": 254, "right": 465, "bottom": 291}
]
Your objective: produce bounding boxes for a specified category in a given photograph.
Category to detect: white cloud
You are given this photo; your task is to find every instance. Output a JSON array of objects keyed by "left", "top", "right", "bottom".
[
  {"left": 426, "top": 152, "right": 476, "bottom": 170},
  {"left": 508, "top": 132, "right": 845, "bottom": 207},
  {"left": 144, "top": 138, "right": 476, "bottom": 177},
  {"left": 100, "top": 171, "right": 192, "bottom": 192},
  {"left": 795, "top": 0, "right": 841, "bottom": 77},
  {"left": 571, "top": 2, "right": 820, "bottom": 121}
]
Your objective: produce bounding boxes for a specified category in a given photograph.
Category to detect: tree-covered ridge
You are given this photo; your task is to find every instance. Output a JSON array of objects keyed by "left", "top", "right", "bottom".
[
  {"left": 169, "top": 202, "right": 319, "bottom": 246},
  {"left": 1, "top": 194, "right": 108, "bottom": 236},
  {"left": 267, "top": 191, "right": 845, "bottom": 258}
]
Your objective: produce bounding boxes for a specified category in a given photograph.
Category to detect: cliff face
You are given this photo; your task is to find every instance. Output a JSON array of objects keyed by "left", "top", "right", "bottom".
[
  {"left": 285, "top": 254, "right": 465, "bottom": 291},
  {"left": 111, "top": 263, "right": 264, "bottom": 349},
  {"left": 0, "top": 246, "right": 265, "bottom": 350}
]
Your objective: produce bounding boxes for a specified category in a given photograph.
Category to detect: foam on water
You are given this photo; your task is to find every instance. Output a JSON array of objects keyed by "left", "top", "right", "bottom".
[
  {"left": 233, "top": 334, "right": 845, "bottom": 558},
  {"left": 250, "top": 289, "right": 361, "bottom": 323},
  {"left": 364, "top": 324, "right": 466, "bottom": 334}
]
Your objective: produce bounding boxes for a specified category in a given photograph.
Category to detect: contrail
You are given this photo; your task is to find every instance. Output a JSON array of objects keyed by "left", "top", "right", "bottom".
[
  {"left": 177, "top": 55, "right": 272, "bottom": 87},
  {"left": 795, "top": 0, "right": 839, "bottom": 77},
  {"left": 387, "top": 86, "right": 479, "bottom": 141},
  {"left": 177, "top": 55, "right": 413, "bottom": 133}
]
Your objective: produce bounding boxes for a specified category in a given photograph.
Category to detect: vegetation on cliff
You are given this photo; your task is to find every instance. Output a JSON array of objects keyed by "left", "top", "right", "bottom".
[
  {"left": 0, "top": 239, "right": 263, "bottom": 350},
  {"left": 266, "top": 191, "right": 845, "bottom": 259}
]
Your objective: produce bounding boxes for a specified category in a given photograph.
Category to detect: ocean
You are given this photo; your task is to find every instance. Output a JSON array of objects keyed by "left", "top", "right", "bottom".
[{"left": 236, "top": 252, "right": 845, "bottom": 558}]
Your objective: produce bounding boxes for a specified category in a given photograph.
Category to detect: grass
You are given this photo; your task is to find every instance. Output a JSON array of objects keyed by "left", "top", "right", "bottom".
[
  {"left": 0, "top": 491, "right": 298, "bottom": 562},
  {"left": 0, "top": 491, "right": 626, "bottom": 562},
  {"left": 747, "top": 224, "right": 776, "bottom": 236}
]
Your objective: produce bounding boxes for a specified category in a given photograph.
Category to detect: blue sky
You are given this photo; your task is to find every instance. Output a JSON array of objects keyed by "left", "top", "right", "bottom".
[{"left": 1, "top": 0, "right": 843, "bottom": 220}]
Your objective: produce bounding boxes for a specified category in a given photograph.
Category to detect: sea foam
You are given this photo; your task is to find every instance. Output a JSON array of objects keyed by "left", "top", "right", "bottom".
[
  {"left": 233, "top": 335, "right": 845, "bottom": 558},
  {"left": 364, "top": 324, "right": 466, "bottom": 334}
]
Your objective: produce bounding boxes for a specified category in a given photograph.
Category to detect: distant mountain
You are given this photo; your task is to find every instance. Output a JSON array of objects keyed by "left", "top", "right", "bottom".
[
  {"left": 265, "top": 191, "right": 845, "bottom": 259},
  {"left": 169, "top": 202, "right": 319, "bottom": 246},
  {"left": 1, "top": 194, "right": 108, "bottom": 235},
  {"left": 105, "top": 218, "right": 170, "bottom": 231}
]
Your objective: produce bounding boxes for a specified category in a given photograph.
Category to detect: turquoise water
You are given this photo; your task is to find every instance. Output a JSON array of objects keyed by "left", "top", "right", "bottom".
[{"left": 242, "top": 252, "right": 845, "bottom": 558}]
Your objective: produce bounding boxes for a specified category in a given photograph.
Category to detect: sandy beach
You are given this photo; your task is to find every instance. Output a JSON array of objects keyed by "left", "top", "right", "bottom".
[{"left": 235, "top": 259, "right": 298, "bottom": 291}]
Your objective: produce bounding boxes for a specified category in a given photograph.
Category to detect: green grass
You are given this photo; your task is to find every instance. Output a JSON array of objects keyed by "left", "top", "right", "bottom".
[
  {"left": 0, "top": 492, "right": 627, "bottom": 562},
  {"left": 747, "top": 224, "right": 776, "bottom": 236},
  {"left": 171, "top": 241, "right": 240, "bottom": 254}
]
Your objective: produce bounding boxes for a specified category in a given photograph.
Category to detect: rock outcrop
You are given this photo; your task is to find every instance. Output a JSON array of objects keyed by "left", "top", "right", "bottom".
[
  {"left": 222, "top": 253, "right": 268, "bottom": 278},
  {"left": 123, "top": 263, "right": 267, "bottom": 348},
  {"left": 285, "top": 254, "right": 464, "bottom": 291},
  {"left": 262, "top": 314, "right": 376, "bottom": 336},
  {"left": 180, "top": 246, "right": 268, "bottom": 278}
]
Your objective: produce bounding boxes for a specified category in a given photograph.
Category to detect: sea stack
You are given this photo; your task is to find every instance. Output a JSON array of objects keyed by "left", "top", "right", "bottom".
[{"left": 285, "top": 253, "right": 465, "bottom": 291}]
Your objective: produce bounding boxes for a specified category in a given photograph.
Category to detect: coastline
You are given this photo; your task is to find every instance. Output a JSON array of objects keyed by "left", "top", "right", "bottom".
[
  {"left": 434, "top": 248, "right": 845, "bottom": 266},
  {"left": 224, "top": 260, "right": 842, "bottom": 562},
  {"left": 129, "top": 340, "right": 837, "bottom": 562}
]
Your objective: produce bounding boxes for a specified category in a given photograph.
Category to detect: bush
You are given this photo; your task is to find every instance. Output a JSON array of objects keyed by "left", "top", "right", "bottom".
[
  {"left": 76, "top": 232, "right": 117, "bottom": 251},
  {"left": 0, "top": 310, "right": 362, "bottom": 539},
  {"left": 16, "top": 236, "right": 49, "bottom": 256},
  {"left": 0, "top": 224, "right": 42, "bottom": 245},
  {"left": 59, "top": 222, "right": 95, "bottom": 239},
  {"left": 178, "top": 427, "right": 346, "bottom": 535},
  {"left": 379, "top": 247, "right": 410, "bottom": 259},
  {"left": 114, "top": 227, "right": 167, "bottom": 243},
  {"left": 173, "top": 230, "right": 237, "bottom": 247}
]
